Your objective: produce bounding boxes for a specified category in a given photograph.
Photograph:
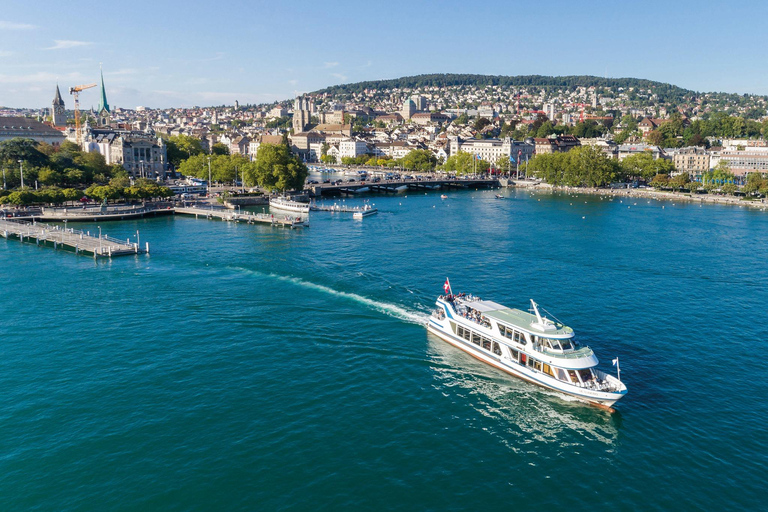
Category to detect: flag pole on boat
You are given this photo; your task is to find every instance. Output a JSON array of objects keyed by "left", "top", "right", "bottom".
[{"left": 613, "top": 357, "right": 621, "bottom": 382}]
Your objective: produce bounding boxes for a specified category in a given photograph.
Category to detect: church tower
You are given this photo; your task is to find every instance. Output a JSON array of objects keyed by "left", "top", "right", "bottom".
[
  {"left": 52, "top": 84, "right": 66, "bottom": 127},
  {"left": 97, "top": 67, "right": 111, "bottom": 127},
  {"left": 292, "top": 96, "right": 311, "bottom": 133}
]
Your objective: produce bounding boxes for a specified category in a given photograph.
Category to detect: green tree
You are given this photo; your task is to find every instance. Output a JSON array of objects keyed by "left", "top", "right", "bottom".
[
  {"left": 453, "top": 113, "right": 469, "bottom": 126},
  {"left": 401, "top": 149, "right": 437, "bottom": 171},
  {"left": 743, "top": 172, "right": 765, "bottom": 195},
  {"left": 247, "top": 143, "right": 308, "bottom": 192},
  {"left": 645, "top": 130, "right": 664, "bottom": 146},
  {"left": 620, "top": 152, "right": 675, "bottom": 181},
  {"left": 37, "top": 167, "right": 64, "bottom": 187},
  {"left": 650, "top": 173, "right": 670, "bottom": 189},
  {"left": 211, "top": 143, "right": 230, "bottom": 156},
  {"left": 442, "top": 151, "right": 474, "bottom": 175},
  {"left": 0, "top": 138, "right": 48, "bottom": 168},
  {"left": 165, "top": 134, "right": 204, "bottom": 167},
  {"left": 62, "top": 188, "right": 84, "bottom": 203},
  {"left": 669, "top": 173, "right": 691, "bottom": 190}
]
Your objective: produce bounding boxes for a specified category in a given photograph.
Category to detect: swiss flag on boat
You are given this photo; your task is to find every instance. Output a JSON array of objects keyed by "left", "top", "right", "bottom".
[{"left": 444, "top": 277, "right": 452, "bottom": 294}]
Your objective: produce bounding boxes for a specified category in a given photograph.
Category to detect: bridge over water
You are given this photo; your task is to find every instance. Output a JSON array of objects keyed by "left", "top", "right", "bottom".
[{"left": 308, "top": 177, "right": 501, "bottom": 196}]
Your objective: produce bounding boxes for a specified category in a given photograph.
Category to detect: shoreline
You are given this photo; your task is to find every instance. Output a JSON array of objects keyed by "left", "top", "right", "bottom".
[{"left": 530, "top": 184, "right": 768, "bottom": 211}]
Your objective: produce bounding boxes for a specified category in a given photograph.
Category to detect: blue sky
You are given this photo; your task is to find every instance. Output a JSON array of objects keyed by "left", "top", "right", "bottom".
[{"left": 1, "top": 0, "right": 767, "bottom": 109}]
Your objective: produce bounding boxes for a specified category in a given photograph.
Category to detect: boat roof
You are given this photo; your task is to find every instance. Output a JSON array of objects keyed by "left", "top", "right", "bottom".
[{"left": 481, "top": 306, "right": 574, "bottom": 337}]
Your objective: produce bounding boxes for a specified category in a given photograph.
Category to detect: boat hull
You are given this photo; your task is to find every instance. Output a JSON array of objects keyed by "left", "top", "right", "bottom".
[{"left": 427, "top": 321, "right": 625, "bottom": 408}]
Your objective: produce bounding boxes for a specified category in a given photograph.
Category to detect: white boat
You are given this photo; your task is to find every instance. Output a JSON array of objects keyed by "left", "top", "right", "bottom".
[
  {"left": 352, "top": 205, "right": 378, "bottom": 219},
  {"left": 427, "top": 287, "right": 627, "bottom": 408},
  {"left": 269, "top": 196, "right": 310, "bottom": 213}
]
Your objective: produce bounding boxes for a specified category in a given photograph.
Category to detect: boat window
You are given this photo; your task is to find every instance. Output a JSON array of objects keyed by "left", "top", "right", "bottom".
[
  {"left": 555, "top": 367, "right": 567, "bottom": 381},
  {"left": 482, "top": 338, "right": 491, "bottom": 351},
  {"left": 578, "top": 369, "right": 593, "bottom": 383},
  {"left": 450, "top": 321, "right": 456, "bottom": 334},
  {"left": 561, "top": 339, "right": 573, "bottom": 350},
  {"left": 533, "top": 360, "right": 542, "bottom": 372},
  {"left": 492, "top": 342, "right": 502, "bottom": 356},
  {"left": 567, "top": 370, "right": 579, "bottom": 384},
  {"left": 471, "top": 332, "right": 481, "bottom": 345},
  {"left": 509, "top": 347, "right": 519, "bottom": 362},
  {"left": 542, "top": 363, "right": 554, "bottom": 377},
  {"left": 514, "top": 331, "right": 525, "bottom": 344}
]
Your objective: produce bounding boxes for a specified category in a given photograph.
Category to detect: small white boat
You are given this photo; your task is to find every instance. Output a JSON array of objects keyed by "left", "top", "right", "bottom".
[
  {"left": 441, "top": 194, "right": 448, "bottom": 199},
  {"left": 353, "top": 205, "right": 378, "bottom": 219},
  {"left": 269, "top": 196, "right": 310, "bottom": 213},
  {"left": 427, "top": 284, "right": 627, "bottom": 408}
]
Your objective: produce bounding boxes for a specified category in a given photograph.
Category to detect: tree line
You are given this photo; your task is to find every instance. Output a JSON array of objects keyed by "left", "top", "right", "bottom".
[{"left": 0, "top": 137, "right": 176, "bottom": 206}]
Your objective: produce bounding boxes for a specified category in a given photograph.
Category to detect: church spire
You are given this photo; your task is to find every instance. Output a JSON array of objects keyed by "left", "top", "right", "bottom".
[
  {"left": 53, "top": 84, "right": 64, "bottom": 106},
  {"left": 98, "top": 66, "right": 110, "bottom": 114}
]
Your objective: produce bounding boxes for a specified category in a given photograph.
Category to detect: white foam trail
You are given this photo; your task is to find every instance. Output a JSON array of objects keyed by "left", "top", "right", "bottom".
[
  {"left": 275, "top": 274, "right": 428, "bottom": 325},
  {"left": 230, "top": 266, "right": 428, "bottom": 325}
]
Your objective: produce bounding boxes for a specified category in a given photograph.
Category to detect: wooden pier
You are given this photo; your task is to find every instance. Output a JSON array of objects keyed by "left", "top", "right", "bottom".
[
  {"left": 0, "top": 218, "right": 147, "bottom": 258},
  {"left": 174, "top": 206, "right": 308, "bottom": 228}
]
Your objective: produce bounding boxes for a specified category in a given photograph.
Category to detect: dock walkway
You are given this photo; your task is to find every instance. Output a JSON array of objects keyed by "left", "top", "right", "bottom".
[
  {"left": 310, "top": 202, "right": 372, "bottom": 213},
  {"left": 0, "top": 218, "right": 146, "bottom": 258},
  {"left": 174, "top": 206, "right": 308, "bottom": 228}
]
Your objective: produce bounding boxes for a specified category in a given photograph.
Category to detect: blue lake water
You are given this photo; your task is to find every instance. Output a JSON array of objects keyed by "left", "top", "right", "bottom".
[{"left": 1, "top": 188, "right": 766, "bottom": 510}]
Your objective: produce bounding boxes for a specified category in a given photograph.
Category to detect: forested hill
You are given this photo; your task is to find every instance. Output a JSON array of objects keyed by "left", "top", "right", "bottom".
[{"left": 314, "top": 73, "right": 694, "bottom": 96}]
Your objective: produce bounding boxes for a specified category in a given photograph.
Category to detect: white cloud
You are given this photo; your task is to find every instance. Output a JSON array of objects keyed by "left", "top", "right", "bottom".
[
  {"left": 324, "top": 62, "right": 339, "bottom": 68},
  {"left": 0, "top": 21, "right": 36, "bottom": 30},
  {"left": 0, "top": 50, "right": 13, "bottom": 58},
  {"left": 44, "top": 40, "right": 93, "bottom": 50},
  {"left": 331, "top": 72, "right": 348, "bottom": 82},
  {"left": 0, "top": 71, "right": 87, "bottom": 85}
]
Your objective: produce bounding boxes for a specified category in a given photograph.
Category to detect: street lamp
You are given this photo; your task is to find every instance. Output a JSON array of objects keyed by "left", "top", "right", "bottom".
[
  {"left": 207, "top": 156, "right": 212, "bottom": 197},
  {"left": 98, "top": 225, "right": 102, "bottom": 253},
  {"left": 17, "top": 159, "right": 23, "bottom": 189}
]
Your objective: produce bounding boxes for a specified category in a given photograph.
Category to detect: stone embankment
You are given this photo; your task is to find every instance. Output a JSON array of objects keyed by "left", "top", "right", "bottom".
[{"left": 548, "top": 186, "right": 767, "bottom": 210}]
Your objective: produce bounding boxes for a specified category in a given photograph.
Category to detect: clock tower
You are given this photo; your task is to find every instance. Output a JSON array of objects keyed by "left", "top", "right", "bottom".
[{"left": 52, "top": 84, "right": 66, "bottom": 127}]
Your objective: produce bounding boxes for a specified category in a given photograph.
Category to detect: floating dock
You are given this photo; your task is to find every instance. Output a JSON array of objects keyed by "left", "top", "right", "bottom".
[
  {"left": 174, "top": 206, "right": 308, "bottom": 228},
  {"left": 0, "top": 218, "right": 147, "bottom": 258}
]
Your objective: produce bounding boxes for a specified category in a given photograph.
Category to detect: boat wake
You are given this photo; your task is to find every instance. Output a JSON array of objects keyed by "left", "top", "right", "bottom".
[{"left": 229, "top": 266, "right": 428, "bottom": 325}]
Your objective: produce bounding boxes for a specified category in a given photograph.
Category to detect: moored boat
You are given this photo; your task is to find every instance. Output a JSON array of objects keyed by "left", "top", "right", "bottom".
[
  {"left": 269, "top": 196, "right": 310, "bottom": 213},
  {"left": 353, "top": 205, "right": 378, "bottom": 219},
  {"left": 426, "top": 280, "right": 627, "bottom": 408}
]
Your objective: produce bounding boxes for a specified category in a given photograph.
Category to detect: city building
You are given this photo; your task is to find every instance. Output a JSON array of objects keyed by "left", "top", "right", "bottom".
[
  {"left": 617, "top": 144, "right": 665, "bottom": 161},
  {"left": 0, "top": 117, "right": 66, "bottom": 146},
  {"left": 673, "top": 147, "right": 710, "bottom": 177},
  {"left": 85, "top": 127, "right": 168, "bottom": 179},
  {"left": 339, "top": 138, "right": 369, "bottom": 159},
  {"left": 401, "top": 99, "right": 416, "bottom": 120},
  {"left": 717, "top": 148, "right": 768, "bottom": 177},
  {"left": 449, "top": 136, "right": 534, "bottom": 165}
]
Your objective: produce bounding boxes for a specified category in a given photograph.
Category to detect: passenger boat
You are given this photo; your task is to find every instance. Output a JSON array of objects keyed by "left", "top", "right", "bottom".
[
  {"left": 269, "top": 196, "right": 310, "bottom": 213},
  {"left": 352, "top": 205, "right": 378, "bottom": 219},
  {"left": 427, "top": 281, "right": 627, "bottom": 408}
]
